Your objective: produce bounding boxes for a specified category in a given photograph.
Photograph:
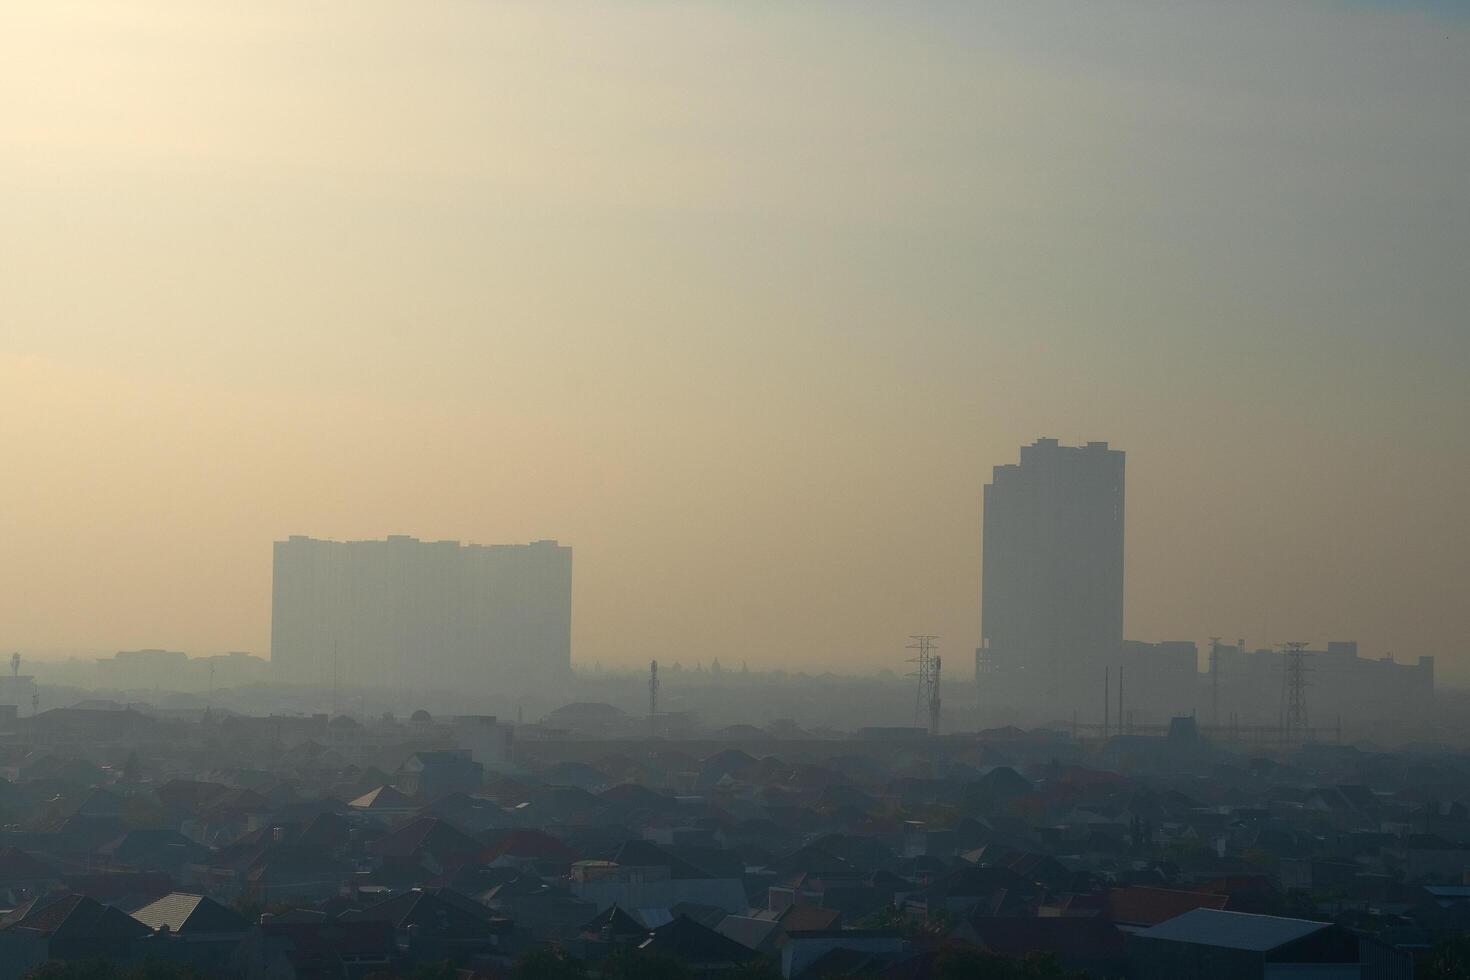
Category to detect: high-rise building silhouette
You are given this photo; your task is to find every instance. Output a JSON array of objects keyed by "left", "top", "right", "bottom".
[
  {"left": 978, "top": 439, "right": 1124, "bottom": 701},
  {"left": 271, "top": 535, "right": 572, "bottom": 693}
]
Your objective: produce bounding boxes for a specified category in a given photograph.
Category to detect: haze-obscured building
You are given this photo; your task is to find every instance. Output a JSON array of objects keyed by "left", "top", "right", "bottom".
[
  {"left": 977, "top": 438, "right": 1125, "bottom": 707},
  {"left": 1206, "top": 640, "right": 1433, "bottom": 729},
  {"left": 94, "top": 650, "right": 268, "bottom": 693},
  {"left": 270, "top": 535, "right": 571, "bottom": 693}
]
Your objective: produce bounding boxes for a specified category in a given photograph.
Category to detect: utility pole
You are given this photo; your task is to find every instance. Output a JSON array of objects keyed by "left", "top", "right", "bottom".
[{"left": 1118, "top": 665, "right": 1124, "bottom": 736}]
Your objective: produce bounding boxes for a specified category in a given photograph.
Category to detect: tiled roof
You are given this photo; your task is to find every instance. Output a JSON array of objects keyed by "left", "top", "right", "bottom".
[
  {"left": 349, "top": 785, "right": 413, "bottom": 809},
  {"left": 132, "top": 892, "right": 248, "bottom": 934}
]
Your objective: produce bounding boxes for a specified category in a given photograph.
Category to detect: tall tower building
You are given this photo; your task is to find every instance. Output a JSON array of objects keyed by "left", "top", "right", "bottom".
[
  {"left": 270, "top": 535, "right": 572, "bottom": 694},
  {"left": 979, "top": 439, "right": 1124, "bottom": 702}
]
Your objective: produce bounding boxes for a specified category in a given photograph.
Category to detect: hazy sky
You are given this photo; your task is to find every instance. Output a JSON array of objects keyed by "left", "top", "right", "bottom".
[{"left": 2, "top": 2, "right": 1467, "bottom": 680}]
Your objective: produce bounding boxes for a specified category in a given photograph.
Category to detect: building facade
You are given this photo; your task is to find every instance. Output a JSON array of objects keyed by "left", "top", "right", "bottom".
[
  {"left": 270, "top": 535, "right": 572, "bottom": 693},
  {"left": 978, "top": 439, "right": 1125, "bottom": 706}
]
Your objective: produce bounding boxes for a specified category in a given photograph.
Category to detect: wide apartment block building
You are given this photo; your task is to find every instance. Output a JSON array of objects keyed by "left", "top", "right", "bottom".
[
  {"left": 979, "top": 438, "right": 1125, "bottom": 705},
  {"left": 270, "top": 535, "right": 571, "bottom": 693}
]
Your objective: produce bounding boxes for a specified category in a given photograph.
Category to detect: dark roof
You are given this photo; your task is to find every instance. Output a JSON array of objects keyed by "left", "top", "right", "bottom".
[
  {"left": 970, "top": 917, "right": 1125, "bottom": 959},
  {"left": 639, "top": 915, "right": 757, "bottom": 964},
  {"left": 715, "top": 914, "right": 781, "bottom": 952},
  {"left": 0, "top": 846, "right": 57, "bottom": 882},
  {"left": 1136, "top": 909, "right": 1331, "bottom": 951},
  {"left": 771, "top": 844, "right": 855, "bottom": 876},
  {"left": 2, "top": 894, "right": 152, "bottom": 942},
  {"left": 479, "top": 829, "right": 577, "bottom": 863},
  {"left": 779, "top": 906, "right": 842, "bottom": 932},
  {"left": 368, "top": 817, "right": 480, "bottom": 862},
  {"left": 340, "top": 888, "right": 509, "bottom": 938},
  {"left": 259, "top": 919, "right": 396, "bottom": 960},
  {"left": 1103, "top": 886, "right": 1230, "bottom": 927},
  {"left": 297, "top": 811, "right": 351, "bottom": 850},
  {"left": 921, "top": 865, "right": 1031, "bottom": 900},
  {"left": 599, "top": 783, "right": 680, "bottom": 812},
  {"left": 580, "top": 903, "right": 647, "bottom": 937},
  {"left": 975, "top": 766, "right": 1033, "bottom": 797},
  {"left": 132, "top": 893, "right": 248, "bottom": 934},
  {"left": 613, "top": 840, "right": 711, "bottom": 879}
]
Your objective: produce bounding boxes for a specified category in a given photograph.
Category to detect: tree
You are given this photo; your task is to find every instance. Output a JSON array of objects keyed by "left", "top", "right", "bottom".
[
  {"left": 27, "top": 963, "right": 116, "bottom": 980},
  {"left": 26, "top": 962, "right": 205, "bottom": 980},
  {"left": 125, "top": 964, "right": 205, "bottom": 980},
  {"left": 932, "top": 944, "right": 1086, "bottom": 980},
  {"left": 725, "top": 960, "right": 783, "bottom": 980},
  {"left": 512, "top": 946, "right": 587, "bottom": 980},
  {"left": 1425, "top": 932, "right": 1470, "bottom": 980},
  {"left": 599, "top": 947, "right": 695, "bottom": 980}
]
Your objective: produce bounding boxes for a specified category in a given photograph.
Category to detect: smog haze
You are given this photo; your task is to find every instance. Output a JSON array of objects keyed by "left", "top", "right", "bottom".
[{"left": 2, "top": 1, "right": 1466, "bottom": 679}]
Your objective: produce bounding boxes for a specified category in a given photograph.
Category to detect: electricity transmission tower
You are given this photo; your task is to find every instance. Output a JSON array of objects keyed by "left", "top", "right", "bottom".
[
  {"left": 648, "top": 660, "right": 659, "bottom": 736},
  {"left": 907, "top": 635, "right": 941, "bottom": 735},
  {"left": 1280, "top": 641, "right": 1310, "bottom": 744},
  {"left": 1208, "top": 637, "right": 1222, "bottom": 726}
]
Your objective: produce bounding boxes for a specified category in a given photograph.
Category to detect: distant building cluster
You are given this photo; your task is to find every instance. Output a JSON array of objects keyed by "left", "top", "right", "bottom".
[
  {"left": 94, "top": 649, "right": 268, "bottom": 693},
  {"left": 976, "top": 439, "right": 1436, "bottom": 728},
  {"left": 270, "top": 535, "right": 572, "bottom": 694},
  {"left": 0, "top": 699, "right": 1454, "bottom": 978}
]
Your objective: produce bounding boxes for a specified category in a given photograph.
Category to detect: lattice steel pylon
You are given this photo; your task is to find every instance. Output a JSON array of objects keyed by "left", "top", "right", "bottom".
[
  {"left": 649, "top": 660, "right": 659, "bottom": 735},
  {"left": 1280, "top": 642, "right": 1310, "bottom": 744},
  {"left": 930, "top": 656, "right": 942, "bottom": 735},
  {"left": 907, "top": 635, "right": 941, "bottom": 734},
  {"left": 1208, "top": 637, "right": 1223, "bottom": 726}
]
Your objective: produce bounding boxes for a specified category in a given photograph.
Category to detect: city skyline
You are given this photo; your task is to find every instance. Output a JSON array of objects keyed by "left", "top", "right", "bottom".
[
  {"left": 5, "top": 429, "right": 1459, "bottom": 687},
  {"left": 2, "top": 2, "right": 1466, "bottom": 680}
]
